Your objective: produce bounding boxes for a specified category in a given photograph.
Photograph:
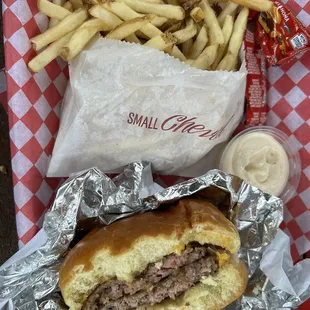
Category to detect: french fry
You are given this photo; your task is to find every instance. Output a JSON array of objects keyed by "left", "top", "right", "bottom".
[
  {"left": 216, "top": 52, "right": 235, "bottom": 70},
  {"left": 173, "top": 18, "right": 196, "bottom": 43},
  {"left": 49, "top": 0, "right": 66, "bottom": 28},
  {"left": 143, "top": 0, "right": 162, "bottom": 3},
  {"left": 185, "top": 58, "right": 194, "bottom": 65},
  {"left": 190, "top": 7, "right": 204, "bottom": 23},
  {"left": 164, "top": 44, "right": 173, "bottom": 54},
  {"left": 182, "top": 38, "right": 193, "bottom": 57},
  {"left": 53, "top": 0, "right": 66, "bottom": 5},
  {"left": 165, "top": 21, "right": 183, "bottom": 33},
  {"left": 167, "top": 0, "right": 179, "bottom": 5},
  {"left": 64, "top": 1, "right": 74, "bottom": 11},
  {"left": 231, "top": 57, "right": 239, "bottom": 71},
  {"left": 31, "top": 8, "right": 88, "bottom": 51},
  {"left": 195, "top": 21, "right": 203, "bottom": 32},
  {"left": 217, "top": 2, "right": 238, "bottom": 27},
  {"left": 102, "top": 2, "right": 143, "bottom": 19},
  {"left": 93, "top": 6, "right": 181, "bottom": 58},
  {"left": 60, "top": 18, "right": 112, "bottom": 61},
  {"left": 231, "top": 0, "right": 272, "bottom": 12},
  {"left": 136, "top": 30, "right": 150, "bottom": 39},
  {"left": 126, "top": 14, "right": 167, "bottom": 28},
  {"left": 200, "top": 0, "right": 224, "bottom": 45},
  {"left": 89, "top": 5, "right": 145, "bottom": 42},
  {"left": 180, "top": 0, "right": 202, "bottom": 11},
  {"left": 188, "top": 24, "right": 208, "bottom": 59},
  {"left": 125, "top": 33, "right": 142, "bottom": 43},
  {"left": 152, "top": 16, "right": 168, "bottom": 27},
  {"left": 48, "top": 0, "right": 73, "bottom": 28},
  {"left": 37, "top": 0, "right": 71, "bottom": 20},
  {"left": 101, "top": 2, "right": 162, "bottom": 38},
  {"left": 169, "top": 45, "right": 186, "bottom": 61},
  {"left": 120, "top": 0, "right": 185, "bottom": 20},
  {"left": 89, "top": 5, "right": 123, "bottom": 28},
  {"left": 227, "top": 6, "right": 248, "bottom": 57},
  {"left": 144, "top": 33, "right": 177, "bottom": 50},
  {"left": 160, "top": 19, "right": 180, "bottom": 32},
  {"left": 28, "top": 31, "right": 74, "bottom": 72},
  {"left": 60, "top": 28, "right": 97, "bottom": 61},
  {"left": 106, "top": 15, "right": 156, "bottom": 40},
  {"left": 217, "top": 7, "right": 249, "bottom": 71},
  {"left": 192, "top": 44, "right": 218, "bottom": 70},
  {"left": 139, "top": 21, "right": 162, "bottom": 37},
  {"left": 70, "top": 0, "right": 84, "bottom": 9},
  {"left": 211, "top": 15, "right": 233, "bottom": 69},
  {"left": 208, "top": 0, "right": 228, "bottom": 3},
  {"left": 49, "top": 19, "right": 59, "bottom": 29},
  {"left": 79, "top": 18, "right": 115, "bottom": 31}
]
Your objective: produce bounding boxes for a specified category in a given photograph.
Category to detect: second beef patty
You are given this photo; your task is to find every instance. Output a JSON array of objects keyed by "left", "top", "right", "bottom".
[{"left": 83, "top": 243, "right": 221, "bottom": 310}]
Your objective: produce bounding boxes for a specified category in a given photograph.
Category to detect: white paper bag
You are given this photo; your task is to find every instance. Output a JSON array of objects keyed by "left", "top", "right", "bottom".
[{"left": 47, "top": 38, "right": 247, "bottom": 177}]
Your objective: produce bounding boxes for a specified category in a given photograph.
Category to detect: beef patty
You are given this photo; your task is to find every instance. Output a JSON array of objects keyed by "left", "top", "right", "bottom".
[{"left": 83, "top": 243, "right": 221, "bottom": 310}]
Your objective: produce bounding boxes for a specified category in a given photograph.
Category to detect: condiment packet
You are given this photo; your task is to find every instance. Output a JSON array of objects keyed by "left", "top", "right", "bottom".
[
  {"left": 244, "top": 28, "right": 268, "bottom": 126},
  {"left": 257, "top": 1, "right": 310, "bottom": 66}
]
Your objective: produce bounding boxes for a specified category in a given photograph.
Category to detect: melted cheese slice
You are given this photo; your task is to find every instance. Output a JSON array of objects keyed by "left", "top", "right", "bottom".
[
  {"left": 174, "top": 244, "right": 185, "bottom": 255},
  {"left": 217, "top": 252, "right": 230, "bottom": 267}
]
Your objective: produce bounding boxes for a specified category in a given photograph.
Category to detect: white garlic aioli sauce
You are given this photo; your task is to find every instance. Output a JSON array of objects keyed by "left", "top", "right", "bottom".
[{"left": 221, "top": 132, "right": 290, "bottom": 196}]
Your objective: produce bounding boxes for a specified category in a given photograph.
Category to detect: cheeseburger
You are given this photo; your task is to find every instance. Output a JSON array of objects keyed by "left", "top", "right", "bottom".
[{"left": 60, "top": 198, "right": 247, "bottom": 310}]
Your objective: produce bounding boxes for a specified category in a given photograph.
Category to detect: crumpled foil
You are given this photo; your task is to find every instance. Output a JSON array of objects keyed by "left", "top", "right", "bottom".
[{"left": 0, "top": 162, "right": 309, "bottom": 309}]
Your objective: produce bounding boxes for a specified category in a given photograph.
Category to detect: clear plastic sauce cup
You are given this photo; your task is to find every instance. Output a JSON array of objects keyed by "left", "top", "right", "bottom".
[{"left": 218, "top": 126, "right": 301, "bottom": 203}]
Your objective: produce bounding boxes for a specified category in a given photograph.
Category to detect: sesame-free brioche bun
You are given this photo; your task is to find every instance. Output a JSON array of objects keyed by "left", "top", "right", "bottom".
[{"left": 59, "top": 198, "right": 246, "bottom": 310}]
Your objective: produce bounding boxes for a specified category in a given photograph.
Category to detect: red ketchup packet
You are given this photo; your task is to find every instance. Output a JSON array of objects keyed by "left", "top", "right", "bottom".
[
  {"left": 244, "top": 28, "right": 268, "bottom": 126},
  {"left": 248, "top": 10, "right": 259, "bottom": 22},
  {"left": 257, "top": 1, "right": 310, "bottom": 66}
]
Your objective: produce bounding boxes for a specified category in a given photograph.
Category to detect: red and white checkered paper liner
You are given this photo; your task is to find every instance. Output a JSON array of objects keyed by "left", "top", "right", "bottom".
[{"left": 2, "top": 0, "right": 310, "bottom": 259}]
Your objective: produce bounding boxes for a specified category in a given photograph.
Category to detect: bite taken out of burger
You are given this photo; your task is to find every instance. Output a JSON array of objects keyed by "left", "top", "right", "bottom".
[{"left": 59, "top": 198, "right": 248, "bottom": 310}]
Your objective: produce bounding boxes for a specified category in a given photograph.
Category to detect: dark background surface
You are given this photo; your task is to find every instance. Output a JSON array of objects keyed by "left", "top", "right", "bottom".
[{"left": 0, "top": 0, "right": 18, "bottom": 265}]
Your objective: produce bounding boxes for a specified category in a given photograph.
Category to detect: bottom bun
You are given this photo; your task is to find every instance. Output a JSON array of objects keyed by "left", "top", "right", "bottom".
[{"left": 139, "top": 257, "right": 248, "bottom": 310}]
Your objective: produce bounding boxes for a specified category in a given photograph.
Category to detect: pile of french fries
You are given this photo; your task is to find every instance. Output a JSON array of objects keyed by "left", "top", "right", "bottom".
[{"left": 28, "top": 0, "right": 273, "bottom": 72}]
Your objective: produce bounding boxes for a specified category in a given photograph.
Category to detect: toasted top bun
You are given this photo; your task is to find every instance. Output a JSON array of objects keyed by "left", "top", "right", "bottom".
[{"left": 59, "top": 198, "right": 241, "bottom": 310}]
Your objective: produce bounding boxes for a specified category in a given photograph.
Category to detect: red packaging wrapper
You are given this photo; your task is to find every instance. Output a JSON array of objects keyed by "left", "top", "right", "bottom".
[
  {"left": 248, "top": 10, "right": 259, "bottom": 22},
  {"left": 244, "top": 28, "right": 268, "bottom": 126},
  {"left": 257, "top": 0, "right": 310, "bottom": 66}
]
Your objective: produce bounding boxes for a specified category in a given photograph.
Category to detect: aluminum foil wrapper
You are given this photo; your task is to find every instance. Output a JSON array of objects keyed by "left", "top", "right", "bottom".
[{"left": 0, "top": 162, "right": 309, "bottom": 309}]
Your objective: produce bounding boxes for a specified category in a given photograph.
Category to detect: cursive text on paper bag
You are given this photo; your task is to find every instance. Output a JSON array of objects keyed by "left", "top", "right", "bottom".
[{"left": 127, "top": 112, "right": 236, "bottom": 140}]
